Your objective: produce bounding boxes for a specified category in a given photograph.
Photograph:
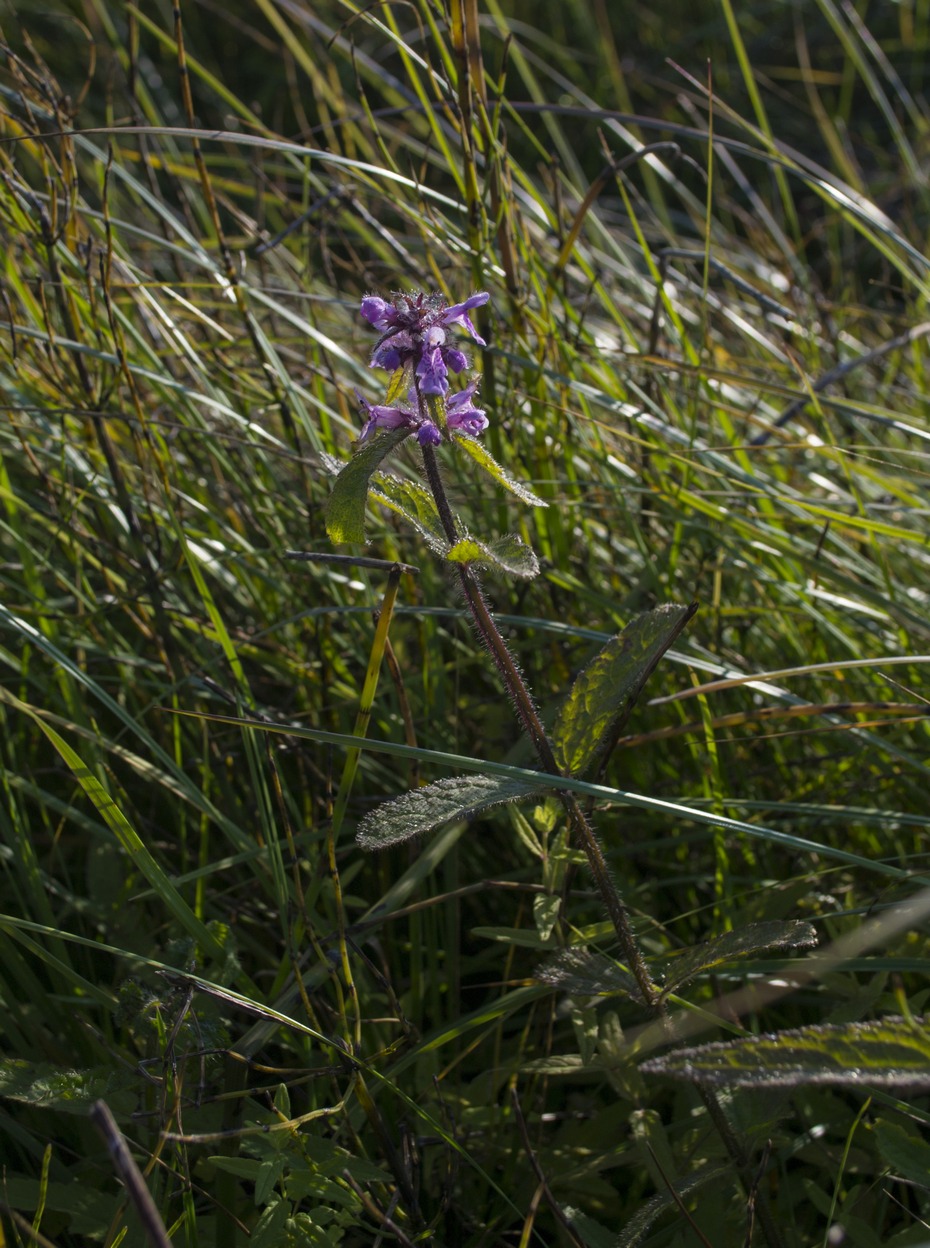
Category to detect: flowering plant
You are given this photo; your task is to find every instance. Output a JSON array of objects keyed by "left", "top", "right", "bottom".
[
  {"left": 326, "top": 289, "right": 543, "bottom": 574},
  {"left": 324, "top": 286, "right": 699, "bottom": 1007}
]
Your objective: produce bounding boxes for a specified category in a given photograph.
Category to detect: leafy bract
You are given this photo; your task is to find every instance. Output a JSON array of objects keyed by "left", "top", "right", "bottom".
[
  {"left": 446, "top": 532, "right": 540, "bottom": 578},
  {"left": 452, "top": 431, "right": 548, "bottom": 507},
  {"left": 356, "top": 773, "right": 543, "bottom": 850},
  {"left": 659, "top": 919, "right": 818, "bottom": 995},
  {"left": 552, "top": 603, "right": 696, "bottom": 776},
  {"left": 324, "top": 426, "right": 413, "bottom": 543},
  {"left": 370, "top": 472, "right": 446, "bottom": 551},
  {"left": 641, "top": 1016, "right": 930, "bottom": 1088}
]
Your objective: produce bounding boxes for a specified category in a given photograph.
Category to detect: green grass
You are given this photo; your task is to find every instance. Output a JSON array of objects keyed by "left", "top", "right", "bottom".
[{"left": 1, "top": 0, "right": 930, "bottom": 1244}]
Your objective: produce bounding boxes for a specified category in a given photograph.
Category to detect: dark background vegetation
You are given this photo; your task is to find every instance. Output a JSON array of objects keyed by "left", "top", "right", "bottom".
[{"left": 1, "top": 0, "right": 929, "bottom": 1245}]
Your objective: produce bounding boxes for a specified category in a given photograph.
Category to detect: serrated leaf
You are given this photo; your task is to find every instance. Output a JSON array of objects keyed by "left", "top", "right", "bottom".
[
  {"left": 617, "top": 1164, "right": 731, "bottom": 1248},
  {"left": 0, "top": 1061, "right": 136, "bottom": 1117},
  {"left": 484, "top": 533, "right": 540, "bottom": 577},
  {"left": 641, "top": 1016, "right": 930, "bottom": 1089},
  {"left": 537, "top": 948, "right": 643, "bottom": 1002},
  {"left": 452, "top": 431, "right": 548, "bottom": 506},
  {"left": 445, "top": 532, "right": 539, "bottom": 578},
  {"left": 370, "top": 472, "right": 447, "bottom": 551},
  {"left": 660, "top": 920, "right": 818, "bottom": 995},
  {"left": 552, "top": 603, "right": 696, "bottom": 776},
  {"left": 356, "top": 773, "right": 544, "bottom": 850},
  {"left": 324, "top": 426, "right": 413, "bottom": 544}
]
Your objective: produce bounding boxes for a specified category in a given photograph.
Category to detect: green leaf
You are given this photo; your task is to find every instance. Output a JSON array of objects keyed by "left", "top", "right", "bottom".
[
  {"left": 452, "top": 431, "right": 548, "bottom": 506},
  {"left": 0, "top": 1177, "right": 116, "bottom": 1237},
  {"left": 617, "top": 1164, "right": 731, "bottom": 1248},
  {"left": 0, "top": 1060, "right": 136, "bottom": 1117},
  {"left": 250, "top": 1197, "right": 290, "bottom": 1248},
  {"left": 370, "top": 472, "right": 447, "bottom": 551},
  {"left": 873, "top": 1119, "right": 930, "bottom": 1186},
  {"left": 552, "top": 603, "right": 697, "bottom": 776},
  {"left": 324, "top": 426, "right": 413, "bottom": 544},
  {"left": 470, "top": 925, "right": 555, "bottom": 948},
  {"left": 445, "top": 537, "right": 485, "bottom": 564},
  {"left": 641, "top": 1016, "right": 930, "bottom": 1088},
  {"left": 533, "top": 893, "right": 561, "bottom": 940},
  {"left": 659, "top": 919, "right": 818, "bottom": 995},
  {"left": 0, "top": 686, "right": 229, "bottom": 966},
  {"left": 356, "top": 773, "right": 543, "bottom": 850},
  {"left": 537, "top": 947, "right": 642, "bottom": 1001},
  {"left": 445, "top": 532, "right": 540, "bottom": 578}
]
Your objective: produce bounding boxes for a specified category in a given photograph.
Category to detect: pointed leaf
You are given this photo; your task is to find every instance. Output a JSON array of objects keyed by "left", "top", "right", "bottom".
[
  {"left": 641, "top": 1016, "right": 930, "bottom": 1089},
  {"left": 617, "top": 1164, "right": 731, "bottom": 1248},
  {"left": 484, "top": 533, "right": 540, "bottom": 578},
  {"left": 452, "top": 431, "right": 548, "bottom": 506},
  {"left": 0, "top": 1060, "right": 136, "bottom": 1117},
  {"left": 537, "top": 947, "right": 642, "bottom": 1001},
  {"left": 357, "top": 773, "right": 543, "bottom": 850},
  {"left": 370, "top": 472, "right": 446, "bottom": 550},
  {"left": 552, "top": 603, "right": 696, "bottom": 776},
  {"left": 324, "top": 426, "right": 413, "bottom": 544},
  {"left": 874, "top": 1119, "right": 930, "bottom": 1186},
  {"left": 660, "top": 920, "right": 818, "bottom": 995},
  {"left": 445, "top": 532, "right": 540, "bottom": 578}
]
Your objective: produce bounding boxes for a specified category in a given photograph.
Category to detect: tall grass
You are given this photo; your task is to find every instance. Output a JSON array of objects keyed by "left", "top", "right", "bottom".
[{"left": 0, "top": 1, "right": 929, "bottom": 1244}]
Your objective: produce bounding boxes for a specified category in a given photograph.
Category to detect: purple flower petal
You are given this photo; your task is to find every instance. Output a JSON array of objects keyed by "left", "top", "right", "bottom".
[
  {"left": 416, "top": 346, "right": 449, "bottom": 396},
  {"left": 446, "top": 379, "right": 488, "bottom": 436},
  {"left": 416, "top": 420, "right": 442, "bottom": 446},
  {"left": 360, "top": 296, "right": 397, "bottom": 331},
  {"left": 443, "top": 347, "right": 468, "bottom": 374},
  {"left": 356, "top": 389, "right": 415, "bottom": 442},
  {"left": 441, "top": 291, "right": 489, "bottom": 345},
  {"left": 447, "top": 378, "right": 480, "bottom": 409}
]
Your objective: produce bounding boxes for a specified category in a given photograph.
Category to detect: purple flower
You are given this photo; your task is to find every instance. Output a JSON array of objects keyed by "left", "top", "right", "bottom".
[
  {"left": 416, "top": 420, "right": 442, "bottom": 446},
  {"left": 446, "top": 378, "right": 488, "bottom": 437},
  {"left": 441, "top": 292, "right": 489, "bottom": 345},
  {"left": 360, "top": 289, "right": 489, "bottom": 385},
  {"left": 415, "top": 346, "right": 449, "bottom": 396},
  {"left": 355, "top": 390, "right": 417, "bottom": 443}
]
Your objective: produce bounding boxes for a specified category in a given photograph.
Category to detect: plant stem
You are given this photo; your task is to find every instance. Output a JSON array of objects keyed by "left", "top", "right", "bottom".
[
  {"left": 421, "top": 442, "right": 785, "bottom": 1248},
  {"left": 420, "top": 442, "right": 659, "bottom": 1007}
]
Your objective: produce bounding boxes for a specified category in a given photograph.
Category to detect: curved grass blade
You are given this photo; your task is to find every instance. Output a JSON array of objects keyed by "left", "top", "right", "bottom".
[
  {"left": 165, "top": 708, "right": 930, "bottom": 886},
  {"left": 0, "top": 688, "right": 231, "bottom": 970}
]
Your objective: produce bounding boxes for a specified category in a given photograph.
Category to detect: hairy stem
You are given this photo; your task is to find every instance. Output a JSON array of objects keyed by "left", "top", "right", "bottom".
[
  {"left": 420, "top": 440, "right": 784, "bottom": 1248},
  {"left": 420, "top": 442, "right": 659, "bottom": 1007}
]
